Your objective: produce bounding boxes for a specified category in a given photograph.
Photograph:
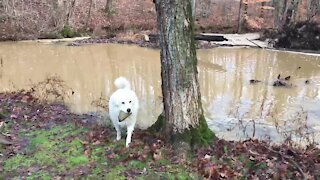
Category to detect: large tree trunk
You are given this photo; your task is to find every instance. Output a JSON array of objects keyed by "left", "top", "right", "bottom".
[{"left": 151, "top": 0, "right": 214, "bottom": 159}]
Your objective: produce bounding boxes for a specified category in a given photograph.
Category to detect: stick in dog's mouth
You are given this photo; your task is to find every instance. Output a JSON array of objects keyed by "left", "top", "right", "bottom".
[{"left": 118, "top": 110, "right": 132, "bottom": 122}]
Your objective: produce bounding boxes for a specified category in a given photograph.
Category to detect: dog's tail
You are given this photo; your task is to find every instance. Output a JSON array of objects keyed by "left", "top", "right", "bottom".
[{"left": 114, "top": 77, "right": 131, "bottom": 89}]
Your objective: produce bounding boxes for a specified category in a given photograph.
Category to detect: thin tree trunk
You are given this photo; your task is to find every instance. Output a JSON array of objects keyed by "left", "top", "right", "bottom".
[
  {"left": 238, "top": 0, "right": 247, "bottom": 33},
  {"left": 307, "top": 0, "right": 319, "bottom": 20},
  {"left": 105, "top": 0, "right": 113, "bottom": 16},
  {"left": 260, "top": 1, "right": 266, "bottom": 18},
  {"left": 290, "top": 0, "right": 299, "bottom": 23},
  {"left": 85, "top": 0, "right": 93, "bottom": 29},
  {"left": 65, "top": 0, "right": 76, "bottom": 26},
  {"left": 191, "top": 0, "right": 196, "bottom": 18},
  {"left": 152, "top": 0, "right": 214, "bottom": 158},
  {"left": 281, "top": 0, "right": 288, "bottom": 26}
]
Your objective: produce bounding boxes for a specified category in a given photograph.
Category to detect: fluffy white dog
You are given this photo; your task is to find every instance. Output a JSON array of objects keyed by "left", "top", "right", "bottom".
[{"left": 108, "top": 77, "right": 139, "bottom": 147}]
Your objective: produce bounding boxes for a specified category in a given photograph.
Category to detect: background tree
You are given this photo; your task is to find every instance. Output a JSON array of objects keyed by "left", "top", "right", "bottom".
[
  {"left": 105, "top": 0, "right": 113, "bottom": 16},
  {"left": 238, "top": 0, "right": 248, "bottom": 33},
  {"left": 150, "top": 0, "right": 214, "bottom": 160}
]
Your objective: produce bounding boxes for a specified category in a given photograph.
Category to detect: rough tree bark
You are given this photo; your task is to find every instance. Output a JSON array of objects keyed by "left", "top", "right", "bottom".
[
  {"left": 65, "top": 0, "right": 76, "bottom": 26},
  {"left": 238, "top": 0, "right": 248, "bottom": 33},
  {"left": 150, "top": 0, "right": 214, "bottom": 160},
  {"left": 308, "top": 0, "right": 320, "bottom": 20},
  {"left": 105, "top": 0, "right": 113, "bottom": 16}
]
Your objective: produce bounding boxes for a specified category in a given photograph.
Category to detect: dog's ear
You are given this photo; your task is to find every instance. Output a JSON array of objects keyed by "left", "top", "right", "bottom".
[{"left": 277, "top": 74, "right": 281, "bottom": 79}]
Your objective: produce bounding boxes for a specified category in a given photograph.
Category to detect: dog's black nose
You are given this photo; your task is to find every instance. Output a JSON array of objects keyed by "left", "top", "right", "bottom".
[{"left": 127, "top": 108, "right": 131, "bottom": 113}]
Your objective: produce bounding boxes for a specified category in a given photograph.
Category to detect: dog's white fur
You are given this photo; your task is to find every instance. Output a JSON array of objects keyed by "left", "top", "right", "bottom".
[{"left": 109, "top": 77, "right": 139, "bottom": 147}]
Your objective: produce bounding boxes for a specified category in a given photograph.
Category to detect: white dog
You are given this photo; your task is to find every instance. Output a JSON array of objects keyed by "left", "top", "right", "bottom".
[{"left": 108, "top": 77, "right": 139, "bottom": 147}]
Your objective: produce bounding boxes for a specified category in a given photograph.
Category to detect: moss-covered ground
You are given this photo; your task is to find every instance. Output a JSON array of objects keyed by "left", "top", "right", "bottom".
[{"left": 0, "top": 92, "right": 319, "bottom": 179}]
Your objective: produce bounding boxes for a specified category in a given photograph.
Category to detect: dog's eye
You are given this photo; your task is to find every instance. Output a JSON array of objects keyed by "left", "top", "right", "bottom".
[
  {"left": 122, "top": 102, "right": 125, "bottom": 104},
  {"left": 129, "top": 101, "right": 132, "bottom": 103}
]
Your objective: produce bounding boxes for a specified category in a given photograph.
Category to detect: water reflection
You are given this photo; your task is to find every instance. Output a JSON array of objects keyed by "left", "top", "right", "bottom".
[{"left": 0, "top": 42, "right": 320, "bottom": 146}]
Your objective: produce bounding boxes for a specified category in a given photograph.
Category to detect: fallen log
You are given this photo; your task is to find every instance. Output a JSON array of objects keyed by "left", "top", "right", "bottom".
[
  {"left": 194, "top": 34, "right": 227, "bottom": 41},
  {"left": 148, "top": 34, "right": 227, "bottom": 43}
]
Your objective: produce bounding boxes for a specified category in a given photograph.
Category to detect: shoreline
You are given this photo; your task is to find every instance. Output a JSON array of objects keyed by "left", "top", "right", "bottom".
[{"left": 4, "top": 33, "right": 319, "bottom": 55}]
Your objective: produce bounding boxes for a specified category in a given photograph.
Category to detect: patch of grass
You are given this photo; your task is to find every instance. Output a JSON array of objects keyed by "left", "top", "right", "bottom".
[
  {"left": 128, "top": 160, "right": 147, "bottom": 169},
  {"left": 4, "top": 154, "right": 32, "bottom": 172},
  {"left": 147, "top": 168, "right": 194, "bottom": 180},
  {"left": 105, "top": 165, "right": 126, "bottom": 180},
  {"left": 68, "top": 155, "right": 89, "bottom": 166},
  {"left": 26, "top": 171, "right": 51, "bottom": 180},
  {"left": 29, "top": 135, "right": 49, "bottom": 148},
  {"left": 61, "top": 25, "right": 77, "bottom": 38},
  {"left": 91, "top": 147, "right": 105, "bottom": 162},
  {"left": 3, "top": 123, "right": 90, "bottom": 177}
]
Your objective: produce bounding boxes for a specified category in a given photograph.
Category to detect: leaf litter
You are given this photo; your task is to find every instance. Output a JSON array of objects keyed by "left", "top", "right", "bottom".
[{"left": 0, "top": 89, "right": 319, "bottom": 179}]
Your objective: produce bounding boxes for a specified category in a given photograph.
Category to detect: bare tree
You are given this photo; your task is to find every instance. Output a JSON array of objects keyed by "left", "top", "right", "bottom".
[
  {"left": 65, "top": 0, "right": 76, "bottom": 26},
  {"left": 105, "top": 0, "right": 113, "bottom": 16},
  {"left": 85, "top": 0, "right": 94, "bottom": 29},
  {"left": 238, "top": 0, "right": 248, "bottom": 33},
  {"left": 150, "top": 0, "right": 214, "bottom": 160},
  {"left": 191, "top": 0, "right": 196, "bottom": 17},
  {"left": 307, "top": 0, "right": 320, "bottom": 20}
]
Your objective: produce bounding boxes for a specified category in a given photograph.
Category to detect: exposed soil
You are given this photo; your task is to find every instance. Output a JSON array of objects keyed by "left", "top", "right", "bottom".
[{"left": 1, "top": 90, "right": 319, "bottom": 179}]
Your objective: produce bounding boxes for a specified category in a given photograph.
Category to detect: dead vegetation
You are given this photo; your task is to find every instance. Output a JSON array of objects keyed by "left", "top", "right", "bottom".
[
  {"left": 28, "top": 75, "right": 73, "bottom": 103},
  {"left": 0, "top": 91, "right": 319, "bottom": 179},
  {"left": 0, "top": 0, "right": 319, "bottom": 40}
]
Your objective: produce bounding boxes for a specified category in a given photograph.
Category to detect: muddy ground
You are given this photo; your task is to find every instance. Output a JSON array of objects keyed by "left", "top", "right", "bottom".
[{"left": 0, "top": 88, "right": 319, "bottom": 179}]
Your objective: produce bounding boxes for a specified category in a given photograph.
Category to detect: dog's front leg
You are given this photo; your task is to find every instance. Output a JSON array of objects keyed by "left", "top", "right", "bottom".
[
  {"left": 114, "top": 125, "right": 121, "bottom": 141},
  {"left": 126, "top": 126, "right": 134, "bottom": 147}
]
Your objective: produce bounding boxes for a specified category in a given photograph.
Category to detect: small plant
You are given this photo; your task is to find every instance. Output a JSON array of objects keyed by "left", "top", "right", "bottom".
[
  {"left": 61, "top": 25, "right": 76, "bottom": 38},
  {"left": 29, "top": 75, "right": 72, "bottom": 103}
]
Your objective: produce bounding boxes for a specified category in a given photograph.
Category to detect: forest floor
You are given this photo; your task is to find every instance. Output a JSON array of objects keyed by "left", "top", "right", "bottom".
[{"left": 1, "top": 85, "right": 319, "bottom": 179}]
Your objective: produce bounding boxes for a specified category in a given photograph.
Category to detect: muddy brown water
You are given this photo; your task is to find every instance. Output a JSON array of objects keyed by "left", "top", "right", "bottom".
[{"left": 1, "top": 41, "right": 320, "bottom": 146}]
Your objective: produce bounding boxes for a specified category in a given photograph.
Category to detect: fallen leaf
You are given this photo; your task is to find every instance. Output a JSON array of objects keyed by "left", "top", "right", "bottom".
[
  {"left": 79, "top": 140, "right": 89, "bottom": 145},
  {"left": 153, "top": 150, "right": 162, "bottom": 161},
  {"left": 10, "top": 114, "right": 18, "bottom": 119},
  {"left": 204, "top": 154, "right": 212, "bottom": 159},
  {"left": 84, "top": 148, "right": 91, "bottom": 156},
  {"left": 92, "top": 140, "right": 100, "bottom": 145}
]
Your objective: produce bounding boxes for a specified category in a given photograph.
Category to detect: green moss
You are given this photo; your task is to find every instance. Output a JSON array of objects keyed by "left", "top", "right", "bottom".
[
  {"left": 30, "top": 135, "right": 49, "bottom": 147},
  {"left": 61, "top": 25, "right": 76, "bottom": 38},
  {"left": 33, "top": 151, "right": 56, "bottom": 165},
  {"left": 190, "top": 114, "right": 215, "bottom": 146},
  {"left": 26, "top": 171, "right": 51, "bottom": 180},
  {"left": 4, "top": 154, "right": 32, "bottom": 171},
  {"left": 68, "top": 155, "right": 89, "bottom": 166},
  {"left": 105, "top": 165, "right": 126, "bottom": 180},
  {"left": 128, "top": 160, "right": 146, "bottom": 169},
  {"left": 149, "top": 113, "right": 214, "bottom": 148},
  {"left": 91, "top": 147, "right": 105, "bottom": 162}
]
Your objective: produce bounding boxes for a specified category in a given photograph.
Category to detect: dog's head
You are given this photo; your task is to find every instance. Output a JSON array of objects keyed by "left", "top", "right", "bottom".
[{"left": 112, "top": 90, "right": 138, "bottom": 115}]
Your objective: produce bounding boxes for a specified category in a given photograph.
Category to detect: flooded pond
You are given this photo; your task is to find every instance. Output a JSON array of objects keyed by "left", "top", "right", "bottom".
[{"left": 1, "top": 42, "right": 320, "bottom": 146}]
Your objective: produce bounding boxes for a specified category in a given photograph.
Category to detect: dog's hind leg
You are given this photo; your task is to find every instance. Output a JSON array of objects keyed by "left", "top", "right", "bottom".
[{"left": 126, "top": 126, "right": 134, "bottom": 147}]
